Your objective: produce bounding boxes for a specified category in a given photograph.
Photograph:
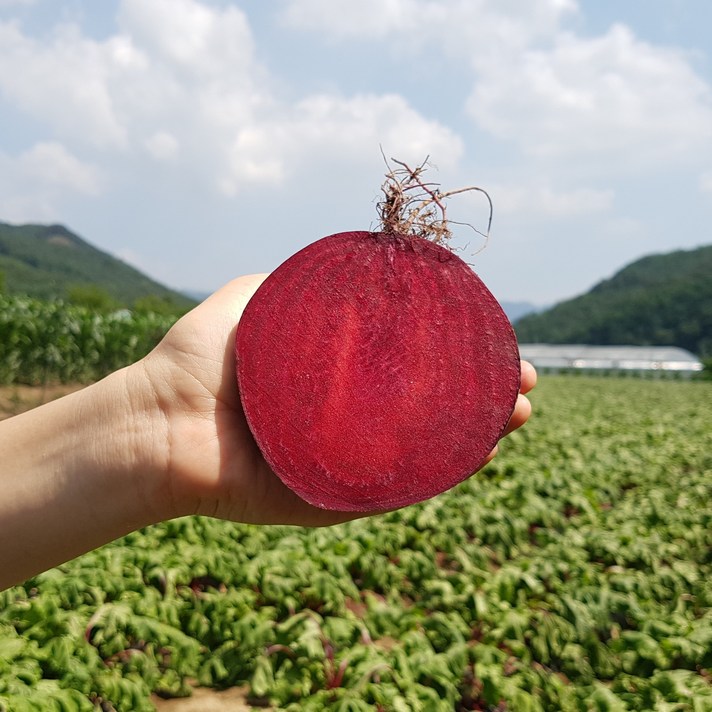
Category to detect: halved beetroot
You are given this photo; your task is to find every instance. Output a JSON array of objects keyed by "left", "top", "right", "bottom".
[{"left": 235, "top": 230, "right": 520, "bottom": 511}]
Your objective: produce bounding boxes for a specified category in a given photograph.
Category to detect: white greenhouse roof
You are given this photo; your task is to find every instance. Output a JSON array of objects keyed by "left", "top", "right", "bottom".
[{"left": 518, "top": 344, "right": 704, "bottom": 372}]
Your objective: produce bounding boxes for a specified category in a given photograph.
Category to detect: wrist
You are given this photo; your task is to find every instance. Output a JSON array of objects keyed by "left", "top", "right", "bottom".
[
  {"left": 0, "top": 362, "right": 172, "bottom": 589},
  {"left": 82, "top": 361, "right": 175, "bottom": 526}
]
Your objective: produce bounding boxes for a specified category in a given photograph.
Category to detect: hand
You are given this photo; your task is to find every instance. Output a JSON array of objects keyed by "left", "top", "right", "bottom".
[{"left": 141, "top": 275, "right": 537, "bottom": 527}]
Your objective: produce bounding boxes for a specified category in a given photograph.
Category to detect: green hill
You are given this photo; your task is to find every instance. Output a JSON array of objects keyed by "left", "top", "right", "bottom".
[
  {"left": 514, "top": 244, "right": 712, "bottom": 357},
  {"left": 0, "top": 222, "right": 194, "bottom": 311}
]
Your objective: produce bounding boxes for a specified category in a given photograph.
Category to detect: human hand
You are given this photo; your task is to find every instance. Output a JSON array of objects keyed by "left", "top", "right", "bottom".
[{"left": 139, "top": 275, "right": 537, "bottom": 527}]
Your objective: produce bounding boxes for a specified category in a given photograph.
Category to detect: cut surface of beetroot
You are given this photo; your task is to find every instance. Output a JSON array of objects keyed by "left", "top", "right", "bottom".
[{"left": 235, "top": 231, "right": 520, "bottom": 511}]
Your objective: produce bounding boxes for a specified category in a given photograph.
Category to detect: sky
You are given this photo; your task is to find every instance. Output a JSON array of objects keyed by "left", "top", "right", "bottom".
[{"left": 1, "top": 0, "right": 711, "bottom": 306}]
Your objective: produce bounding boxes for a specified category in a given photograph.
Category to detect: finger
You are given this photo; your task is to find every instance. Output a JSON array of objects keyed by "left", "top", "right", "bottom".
[
  {"left": 520, "top": 360, "right": 537, "bottom": 394},
  {"left": 502, "top": 393, "right": 532, "bottom": 437},
  {"left": 483, "top": 443, "right": 499, "bottom": 466},
  {"left": 204, "top": 273, "right": 270, "bottom": 318}
]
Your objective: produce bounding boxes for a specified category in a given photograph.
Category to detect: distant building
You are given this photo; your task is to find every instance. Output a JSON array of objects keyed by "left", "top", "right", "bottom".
[{"left": 519, "top": 344, "right": 704, "bottom": 378}]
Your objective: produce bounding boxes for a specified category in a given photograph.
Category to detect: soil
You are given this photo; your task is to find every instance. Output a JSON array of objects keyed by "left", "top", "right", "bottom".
[
  {"left": 152, "top": 686, "right": 268, "bottom": 712},
  {"left": 0, "top": 383, "right": 87, "bottom": 420}
]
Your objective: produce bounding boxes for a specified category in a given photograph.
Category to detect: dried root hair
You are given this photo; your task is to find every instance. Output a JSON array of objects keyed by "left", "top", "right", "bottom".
[{"left": 377, "top": 154, "right": 492, "bottom": 251}]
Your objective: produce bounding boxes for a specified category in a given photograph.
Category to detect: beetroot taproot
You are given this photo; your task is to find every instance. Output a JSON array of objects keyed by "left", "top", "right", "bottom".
[{"left": 235, "top": 229, "right": 520, "bottom": 511}]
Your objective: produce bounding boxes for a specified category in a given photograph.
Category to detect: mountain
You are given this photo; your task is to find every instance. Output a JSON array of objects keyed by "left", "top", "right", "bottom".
[
  {"left": 501, "top": 301, "right": 541, "bottom": 322},
  {"left": 514, "top": 244, "right": 712, "bottom": 357},
  {"left": 0, "top": 222, "right": 194, "bottom": 310}
]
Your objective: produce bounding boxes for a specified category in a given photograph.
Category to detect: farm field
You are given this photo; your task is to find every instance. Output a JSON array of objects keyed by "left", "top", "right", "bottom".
[
  {"left": 1, "top": 375, "right": 711, "bottom": 711},
  {"left": 0, "top": 293, "right": 177, "bottom": 387},
  {"left": 0, "top": 384, "right": 85, "bottom": 421}
]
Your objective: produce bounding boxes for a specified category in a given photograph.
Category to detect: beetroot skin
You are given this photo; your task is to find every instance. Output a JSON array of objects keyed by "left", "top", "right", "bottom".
[{"left": 235, "top": 230, "right": 520, "bottom": 511}]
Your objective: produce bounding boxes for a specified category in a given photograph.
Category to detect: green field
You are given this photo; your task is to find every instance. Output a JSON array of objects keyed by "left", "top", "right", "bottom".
[
  {"left": 2, "top": 376, "right": 711, "bottom": 711},
  {"left": 0, "top": 294, "right": 177, "bottom": 386}
]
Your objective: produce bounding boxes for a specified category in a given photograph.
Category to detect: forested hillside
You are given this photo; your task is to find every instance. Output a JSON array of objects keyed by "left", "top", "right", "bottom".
[
  {"left": 514, "top": 244, "right": 712, "bottom": 356},
  {"left": 0, "top": 222, "right": 194, "bottom": 311}
]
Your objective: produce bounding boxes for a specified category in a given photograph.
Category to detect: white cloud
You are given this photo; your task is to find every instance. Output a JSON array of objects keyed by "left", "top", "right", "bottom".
[
  {"left": 281, "top": 0, "right": 423, "bottom": 39},
  {"left": 118, "top": 0, "right": 257, "bottom": 79},
  {"left": 0, "top": 21, "right": 129, "bottom": 147},
  {"left": 0, "top": 142, "right": 101, "bottom": 222},
  {"left": 492, "top": 181, "right": 614, "bottom": 219},
  {"left": 1, "top": 0, "right": 459, "bottom": 197},
  {"left": 220, "top": 93, "right": 463, "bottom": 194},
  {"left": 144, "top": 131, "right": 179, "bottom": 161},
  {"left": 18, "top": 142, "right": 102, "bottom": 194},
  {"left": 468, "top": 24, "right": 712, "bottom": 168},
  {"left": 0, "top": 0, "right": 269, "bottom": 151},
  {"left": 280, "top": 0, "right": 577, "bottom": 47},
  {"left": 282, "top": 1, "right": 712, "bottom": 174}
]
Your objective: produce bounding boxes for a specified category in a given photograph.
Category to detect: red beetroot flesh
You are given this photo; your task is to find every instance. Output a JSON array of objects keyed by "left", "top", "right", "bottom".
[{"left": 235, "top": 231, "right": 520, "bottom": 511}]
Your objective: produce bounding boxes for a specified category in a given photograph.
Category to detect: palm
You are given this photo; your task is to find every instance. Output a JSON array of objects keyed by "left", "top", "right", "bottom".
[{"left": 145, "top": 275, "right": 356, "bottom": 526}]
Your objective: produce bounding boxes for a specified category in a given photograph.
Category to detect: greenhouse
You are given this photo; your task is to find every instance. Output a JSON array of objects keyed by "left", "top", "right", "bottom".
[{"left": 518, "top": 344, "right": 704, "bottom": 377}]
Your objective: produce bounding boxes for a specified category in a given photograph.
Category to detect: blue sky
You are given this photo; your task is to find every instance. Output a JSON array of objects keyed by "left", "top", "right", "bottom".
[{"left": 1, "top": 0, "right": 711, "bottom": 306}]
